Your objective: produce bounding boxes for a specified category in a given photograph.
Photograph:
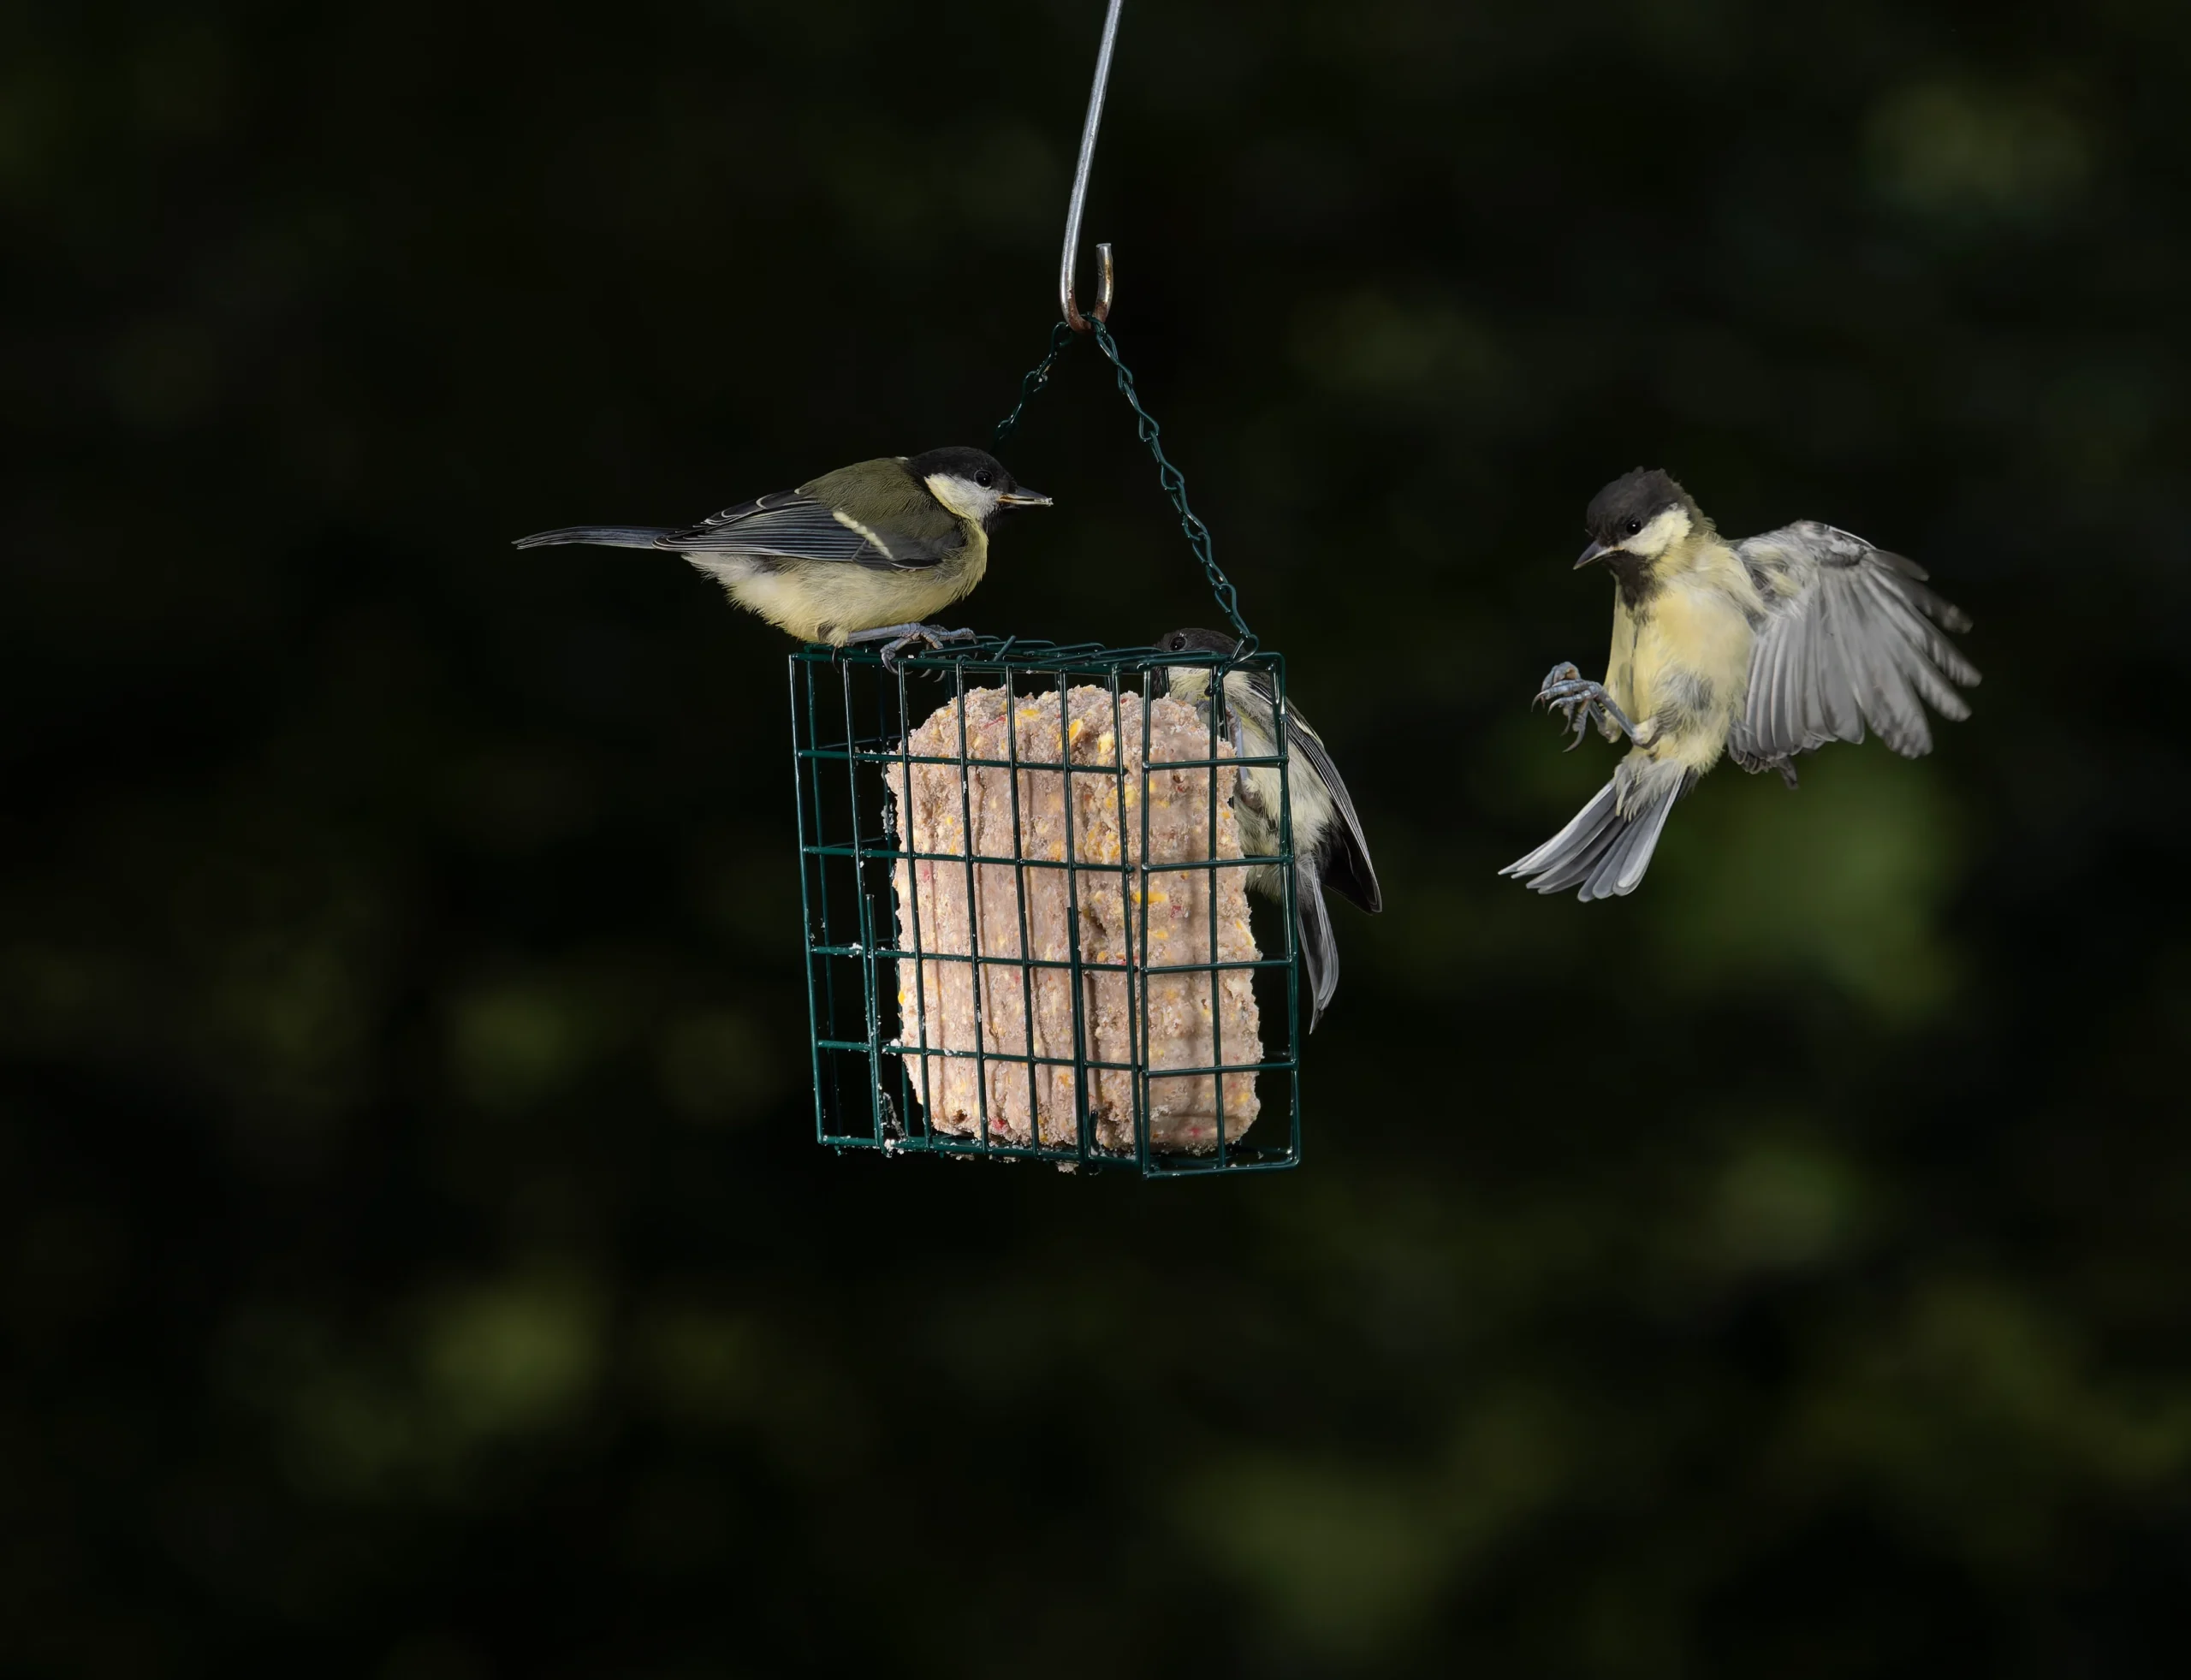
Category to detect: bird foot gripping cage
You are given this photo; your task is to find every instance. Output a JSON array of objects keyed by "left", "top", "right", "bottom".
[{"left": 789, "top": 0, "right": 1303, "bottom": 1176}]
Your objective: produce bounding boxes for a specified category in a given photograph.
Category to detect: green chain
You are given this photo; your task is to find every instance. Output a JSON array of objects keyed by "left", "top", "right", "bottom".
[
  {"left": 990, "top": 321, "right": 1078, "bottom": 454},
  {"left": 989, "top": 318, "right": 1256, "bottom": 654}
]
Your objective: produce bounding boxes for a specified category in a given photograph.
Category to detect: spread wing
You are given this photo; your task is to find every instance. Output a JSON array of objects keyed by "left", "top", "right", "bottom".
[
  {"left": 650, "top": 490, "right": 964, "bottom": 571},
  {"left": 1731, "top": 520, "right": 1980, "bottom": 766},
  {"left": 1232, "top": 668, "right": 1382, "bottom": 915}
]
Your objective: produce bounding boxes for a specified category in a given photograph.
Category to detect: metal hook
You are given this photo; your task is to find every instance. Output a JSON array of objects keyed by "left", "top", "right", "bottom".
[
  {"left": 1060, "top": 0, "right": 1123, "bottom": 332},
  {"left": 1066, "top": 242, "right": 1114, "bottom": 334}
]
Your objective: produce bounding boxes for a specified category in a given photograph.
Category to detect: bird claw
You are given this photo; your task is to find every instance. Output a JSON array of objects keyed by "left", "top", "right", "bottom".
[
  {"left": 875, "top": 624, "right": 977, "bottom": 674},
  {"left": 1535, "top": 676, "right": 1601, "bottom": 740},
  {"left": 1534, "top": 662, "right": 1582, "bottom": 703},
  {"left": 1531, "top": 663, "right": 1636, "bottom": 745}
]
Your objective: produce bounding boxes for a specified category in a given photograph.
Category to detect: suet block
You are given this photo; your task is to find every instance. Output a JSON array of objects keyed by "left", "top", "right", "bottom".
[{"left": 887, "top": 686, "right": 1263, "bottom": 1153}]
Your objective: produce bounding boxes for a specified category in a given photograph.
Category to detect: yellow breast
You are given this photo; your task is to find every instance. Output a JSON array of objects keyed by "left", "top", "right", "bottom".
[
  {"left": 730, "top": 537, "right": 988, "bottom": 644},
  {"left": 1632, "top": 591, "right": 1749, "bottom": 709},
  {"left": 1615, "top": 574, "right": 1758, "bottom": 772}
]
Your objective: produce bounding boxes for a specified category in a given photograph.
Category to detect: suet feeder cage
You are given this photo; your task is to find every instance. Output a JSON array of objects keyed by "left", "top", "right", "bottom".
[
  {"left": 791, "top": 0, "right": 1305, "bottom": 1173},
  {"left": 791, "top": 637, "right": 1303, "bottom": 1175}
]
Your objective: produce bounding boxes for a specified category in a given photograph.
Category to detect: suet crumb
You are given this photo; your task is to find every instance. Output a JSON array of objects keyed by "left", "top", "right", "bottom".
[{"left": 888, "top": 686, "right": 1262, "bottom": 1154}]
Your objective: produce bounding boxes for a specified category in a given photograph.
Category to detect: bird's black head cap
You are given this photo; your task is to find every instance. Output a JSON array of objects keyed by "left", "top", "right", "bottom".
[
  {"left": 907, "top": 446, "right": 1015, "bottom": 491},
  {"left": 1156, "top": 627, "right": 1238, "bottom": 657},
  {"left": 905, "top": 446, "right": 1050, "bottom": 525},
  {"left": 1585, "top": 468, "right": 1696, "bottom": 545},
  {"left": 1149, "top": 628, "right": 1239, "bottom": 702}
]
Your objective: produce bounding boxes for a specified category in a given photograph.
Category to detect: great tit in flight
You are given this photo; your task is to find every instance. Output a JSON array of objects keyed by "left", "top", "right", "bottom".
[
  {"left": 1504, "top": 469, "right": 1980, "bottom": 901},
  {"left": 1154, "top": 628, "right": 1382, "bottom": 1030},
  {"left": 515, "top": 446, "right": 1051, "bottom": 662}
]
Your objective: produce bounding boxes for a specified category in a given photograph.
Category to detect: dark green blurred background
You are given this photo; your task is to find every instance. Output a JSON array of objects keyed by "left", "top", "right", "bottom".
[{"left": 8, "top": 0, "right": 2189, "bottom": 1672}]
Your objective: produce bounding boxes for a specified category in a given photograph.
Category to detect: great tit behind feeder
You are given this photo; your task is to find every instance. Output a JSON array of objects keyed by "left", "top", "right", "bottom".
[
  {"left": 515, "top": 447, "right": 1051, "bottom": 663},
  {"left": 1503, "top": 469, "right": 1980, "bottom": 901},
  {"left": 1153, "top": 628, "right": 1382, "bottom": 1032}
]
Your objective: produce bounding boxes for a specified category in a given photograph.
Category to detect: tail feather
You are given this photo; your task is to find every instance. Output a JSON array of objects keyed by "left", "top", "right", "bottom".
[
  {"left": 1295, "top": 873, "right": 1339, "bottom": 1032},
  {"left": 1501, "top": 760, "right": 1691, "bottom": 902},
  {"left": 513, "top": 525, "right": 674, "bottom": 550},
  {"left": 1502, "top": 780, "right": 1620, "bottom": 885}
]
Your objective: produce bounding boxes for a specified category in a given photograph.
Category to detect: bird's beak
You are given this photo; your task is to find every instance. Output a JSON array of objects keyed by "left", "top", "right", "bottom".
[
  {"left": 1575, "top": 539, "right": 1613, "bottom": 569},
  {"left": 997, "top": 487, "right": 1054, "bottom": 509}
]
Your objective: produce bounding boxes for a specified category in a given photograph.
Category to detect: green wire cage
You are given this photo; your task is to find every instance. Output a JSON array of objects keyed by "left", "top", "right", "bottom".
[
  {"left": 790, "top": 2, "right": 1309, "bottom": 1175},
  {"left": 791, "top": 631, "right": 1302, "bottom": 1176}
]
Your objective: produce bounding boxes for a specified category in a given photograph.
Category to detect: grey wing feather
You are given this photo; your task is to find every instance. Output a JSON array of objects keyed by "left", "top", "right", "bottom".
[
  {"left": 1232, "top": 668, "right": 1381, "bottom": 915},
  {"left": 652, "top": 490, "right": 957, "bottom": 570},
  {"left": 516, "top": 491, "right": 963, "bottom": 570},
  {"left": 1731, "top": 521, "right": 1980, "bottom": 767}
]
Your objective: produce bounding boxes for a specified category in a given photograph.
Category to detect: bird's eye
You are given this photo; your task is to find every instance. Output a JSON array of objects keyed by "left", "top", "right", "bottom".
[
  {"left": 1624, "top": 517, "right": 1644, "bottom": 537},
  {"left": 976, "top": 469, "right": 995, "bottom": 488}
]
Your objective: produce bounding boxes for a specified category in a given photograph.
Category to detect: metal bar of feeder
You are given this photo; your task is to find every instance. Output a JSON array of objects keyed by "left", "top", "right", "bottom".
[
  {"left": 892, "top": 649, "right": 937, "bottom": 1145},
  {"left": 1000, "top": 672, "right": 1044, "bottom": 1137},
  {"left": 1134, "top": 668, "right": 1155, "bottom": 1170},
  {"left": 1207, "top": 653, "right": 1227, "bottom": 1165},
  {"left": 1057, "top": 665, "right": 1095, "bottom": 1155},
  {"left": 949, "top": 662, "right": 994, "bottom": 1152}
]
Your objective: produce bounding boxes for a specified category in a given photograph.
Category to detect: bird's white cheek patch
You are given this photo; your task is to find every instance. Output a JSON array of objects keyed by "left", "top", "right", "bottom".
[
  {"left": 1636, "top": 507, "right": 1691, "bottom": 556},
  {"left": 923, "top": 472, "right": 997, "bottom": 525}
]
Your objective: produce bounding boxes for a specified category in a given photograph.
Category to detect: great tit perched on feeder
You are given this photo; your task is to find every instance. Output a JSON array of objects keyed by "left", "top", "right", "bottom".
[
  {"left": 1504, "top": 468, "right": 1980, "bottom": 901},
  {"left": 1153, "top": 628, "right": 1382, "bottom": 1031},
  {"left": 514, "top": 446, "right": 1052, "bottom": 662}
]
